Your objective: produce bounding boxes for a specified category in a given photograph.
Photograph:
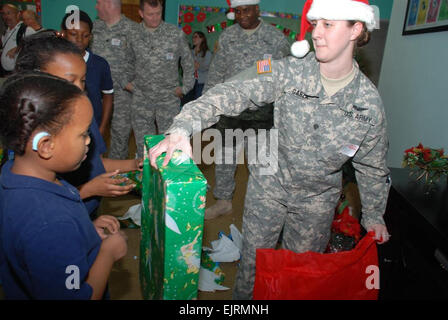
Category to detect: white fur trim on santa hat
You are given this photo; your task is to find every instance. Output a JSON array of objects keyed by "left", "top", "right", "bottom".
[
  {"left": 307, "top": 0, "right": 376, "bottom": 31},
  {"left": 230, "top": 0, "right": 260, "bottom": 8},
  {"left": 291, "top": 40, "right": 310, "bottom": 58}
]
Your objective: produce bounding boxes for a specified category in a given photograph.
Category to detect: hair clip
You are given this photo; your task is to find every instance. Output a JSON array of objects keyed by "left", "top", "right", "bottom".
[{"left": 32, "top": 132, "right": 51, "bottom": 151}]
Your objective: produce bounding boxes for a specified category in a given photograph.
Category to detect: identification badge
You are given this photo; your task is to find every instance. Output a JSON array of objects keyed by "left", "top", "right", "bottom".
[
  {"left": 166, "top": 52, "right": 174, "bottom": 60},
  {"left": 257, "top": 59, "right": 272, "bottom": 74},
  {"left": 339, "top": 144, "right": 359, "bottom": 157},
  {"left": 111, "top": 38, "right": 121, "bottom": 46}
]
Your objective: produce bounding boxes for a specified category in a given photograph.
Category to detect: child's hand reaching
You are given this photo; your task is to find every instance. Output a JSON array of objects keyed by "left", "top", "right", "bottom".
[
  {"left": 79, "top": 170, "right": 135, "bottom": 199},
  {"left": 93, "top": 215, "right": 120, "bottom": 240}
]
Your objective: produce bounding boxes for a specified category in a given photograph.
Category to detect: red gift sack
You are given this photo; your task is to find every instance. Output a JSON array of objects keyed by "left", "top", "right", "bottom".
[{"left": 253, "top": 232, "right": 379, "bottom": 300}]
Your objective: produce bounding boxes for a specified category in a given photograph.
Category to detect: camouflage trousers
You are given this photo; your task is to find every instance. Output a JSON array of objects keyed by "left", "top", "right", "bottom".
[
  {"left": 131, "top": 91, "right": 181, "bottom": 158},
  {"left": 232, "top": 172, "right": 338, "bottom": 300},
  {"left": 109, "top": 89, "right": 133, "bottom": 159},
  {"left": 213, "top": 111, "right": 273, "bottom": 200}
]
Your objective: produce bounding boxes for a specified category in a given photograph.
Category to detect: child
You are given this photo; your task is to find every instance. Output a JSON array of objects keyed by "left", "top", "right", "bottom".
[
  {"left": 60, "top": 10, "right": 114, "bottom": 138},
  {"left": 15, "top": 33, "right": 141, "bottom": 217},
  {"left": 0, "top": 71, "right": 127, "bottom": 299}
]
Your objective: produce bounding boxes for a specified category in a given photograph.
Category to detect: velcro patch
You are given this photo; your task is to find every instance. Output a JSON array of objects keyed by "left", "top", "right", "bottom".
[{"left": 257, "top": 59, "right": 272, "bottom": 74}]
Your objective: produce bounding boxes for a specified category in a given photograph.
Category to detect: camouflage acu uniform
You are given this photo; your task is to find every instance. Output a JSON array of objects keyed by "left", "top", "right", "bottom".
[
  {"left": 204, "top": 19, "right": 290, "bottom": 200},
  {"left": 128, "top": 21, "right": 195, "bottom": 158},
  {"left": 91, "top": 15, "right": 137, "bottom": 159},
  {"left": 167, "top": 53, "right": 391, "bottom": 299}
]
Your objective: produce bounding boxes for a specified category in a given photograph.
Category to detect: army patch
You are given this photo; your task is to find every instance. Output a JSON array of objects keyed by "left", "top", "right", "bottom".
[{"left": 257, "top": 59, "right": 272, "bottom": 74}]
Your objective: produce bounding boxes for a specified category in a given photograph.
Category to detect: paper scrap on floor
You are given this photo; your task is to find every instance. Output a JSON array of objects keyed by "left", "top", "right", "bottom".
[{"left": 118, "top": 203, "right": 142, "bottom": 226}]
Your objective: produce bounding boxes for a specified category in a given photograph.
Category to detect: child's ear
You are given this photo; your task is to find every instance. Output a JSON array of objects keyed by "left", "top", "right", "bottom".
[{"left": 36, "top": 136, "right": 55, "bottom": 160}]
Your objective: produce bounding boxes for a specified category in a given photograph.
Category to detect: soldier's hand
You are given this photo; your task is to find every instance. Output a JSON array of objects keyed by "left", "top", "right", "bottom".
[
  {"left": 124, "top": 82, "right": 134, "bottom": 92},
  {"left": 149, "top": 134, "right": 192, "bottom": 169},
  {"left": 175, "top": 87, "right": 183, "bottom": 98},
  {"left": 367, "top": 224, "right": 390, "bottom": 244}
]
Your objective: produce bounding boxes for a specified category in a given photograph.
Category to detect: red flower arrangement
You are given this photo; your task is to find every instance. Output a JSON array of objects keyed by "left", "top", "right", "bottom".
[
  {"left": 182, "top": 24, "right": 192, "bottom": 35},
  {"left": 183, "top": 12, "right": 195, "bottom": 23},
  {"left": 402, "top": 143, "right": 448, "bottom": 184},
  {"left": 196, "top": 12, "right": 206, "bottom": 22}
]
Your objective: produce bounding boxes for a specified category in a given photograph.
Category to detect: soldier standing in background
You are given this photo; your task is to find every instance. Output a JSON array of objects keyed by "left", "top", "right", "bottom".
[
  {"left": 149, "top": 0, "right": 391, "bottom": 300},
  {"left": 125, "top": 0, "right": 194, "bottom": 158},
  {"left": 203, "top": 0, "right": 290, "bottom": 220},
  {"left": 92, "top": 0, "right": 137, "bottom": 159}
]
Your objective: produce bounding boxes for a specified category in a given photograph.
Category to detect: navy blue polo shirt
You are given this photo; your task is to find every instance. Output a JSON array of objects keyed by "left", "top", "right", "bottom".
[
  {"left": 84, "top": 50, "right": 114, "bottom": 127},
  {"left": 0, "top": 160, "right": 102, "bottom": 299}
]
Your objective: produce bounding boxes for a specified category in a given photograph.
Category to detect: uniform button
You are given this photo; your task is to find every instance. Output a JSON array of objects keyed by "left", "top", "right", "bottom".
[{"left": 313, "top": 124, "right": 319, "bottom": 130}]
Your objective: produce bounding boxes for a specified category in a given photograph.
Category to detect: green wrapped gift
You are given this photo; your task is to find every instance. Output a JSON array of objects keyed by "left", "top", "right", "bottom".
[
  {"left": 112, "top": 170, "right": 143, "bottom": 194},
  {"left": 140, "top": 135, "right": 207, "bottom": 300}
]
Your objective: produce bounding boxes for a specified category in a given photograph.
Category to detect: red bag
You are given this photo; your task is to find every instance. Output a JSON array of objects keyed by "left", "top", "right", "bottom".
[{"left": 253, "top": 232, "right": 379, "bottom": 300}]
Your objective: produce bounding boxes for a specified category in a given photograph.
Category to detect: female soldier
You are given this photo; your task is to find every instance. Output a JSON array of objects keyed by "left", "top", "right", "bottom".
[{"left": 149, "top": 0, "right": 390, "bottom": 299}]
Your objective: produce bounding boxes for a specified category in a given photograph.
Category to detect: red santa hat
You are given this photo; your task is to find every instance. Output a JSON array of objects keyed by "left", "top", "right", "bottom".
[
  {"left": 291, "top": 0, "right": 377, "bottom": 58},
  {"left": 226, "top": 0, "right": 260, "bottom": 20}
]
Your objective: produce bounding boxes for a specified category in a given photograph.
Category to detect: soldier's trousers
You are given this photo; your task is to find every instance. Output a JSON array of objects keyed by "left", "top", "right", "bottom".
[
  {"left": 131, "top": 92, "right": 181, "bottom": 158},
  {"left": 213, "top": 114, "right": 273, "bottom": 200},
  {"left": 232, "top": 173, "right": 337, "bottom": 300},
  {"left": 109, "top": 89, "right": 133, "bottom": 159}
]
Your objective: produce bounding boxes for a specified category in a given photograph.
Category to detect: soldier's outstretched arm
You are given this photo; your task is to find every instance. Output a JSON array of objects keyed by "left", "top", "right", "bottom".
[{"left": 149, "top": 60, "right": 284, "bottom": 167}]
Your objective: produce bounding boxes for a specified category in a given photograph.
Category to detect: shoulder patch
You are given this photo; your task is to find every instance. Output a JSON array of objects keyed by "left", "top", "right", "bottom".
[{"left": 257, "top": 59, "right": 272, "bottom": 74}]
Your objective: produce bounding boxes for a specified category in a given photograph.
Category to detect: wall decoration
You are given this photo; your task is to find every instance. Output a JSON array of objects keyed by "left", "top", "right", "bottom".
[
  {"left": 403, "top": 0, "right": 448, "bottom": 35},
  {"left": 178, "top": 5, "right": 304, "bottom": 52}
]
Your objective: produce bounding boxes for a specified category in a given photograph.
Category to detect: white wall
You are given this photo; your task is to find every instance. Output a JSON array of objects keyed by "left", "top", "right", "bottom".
[{"left": 378, "top": 0, "right": 448, "bottom": 168}]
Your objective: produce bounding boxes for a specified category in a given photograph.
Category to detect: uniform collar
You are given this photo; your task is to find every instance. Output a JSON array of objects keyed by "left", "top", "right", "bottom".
[
  {"left": 235, "top": 19, "right": 265, "bottom": 37},
  {"left": 141, "top": 20, "right": 165, "bottom": 34},
  {"left": 304, "top": 53, "right": 361, "bottom": 106},
  {"left": 0, "top": 160, "right": 81, "bottom": 202}
]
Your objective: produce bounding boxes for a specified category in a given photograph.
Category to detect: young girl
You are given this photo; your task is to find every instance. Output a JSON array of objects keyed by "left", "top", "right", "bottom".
[
  {"left": 150, "top": 0, "right": 391, "bottom": 299},
  {"left": 191, "top": 31, "right": 212, "bottom": 99},
  {"left": 182, "top": 31, "right": 212, "bottom": 106},
  {"left": 60, "top": 10, "right": 114, "bottom": 139},
  {"left": 15, "top": 33, "right": 141, "bottom": 217},
  {"left": 0, "top": 72, "right": 127, "bottom": 299}
]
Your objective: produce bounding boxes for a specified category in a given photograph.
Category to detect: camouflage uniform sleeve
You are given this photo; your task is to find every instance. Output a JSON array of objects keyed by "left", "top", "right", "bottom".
[
  {"left": 167, "top": 62, "right": 280, "bottom": 137},
  {"left": 352, "top": 97, "right": 391, "bottom": 229},
  {"left": 179, "top": 31, "right": 195, "bottom": 95},
  {"left": 203, "top": 39, "right": 226, "bottom": 93},
  {"left": 122, "top": 22, "right": 136, "bottom": 88}
]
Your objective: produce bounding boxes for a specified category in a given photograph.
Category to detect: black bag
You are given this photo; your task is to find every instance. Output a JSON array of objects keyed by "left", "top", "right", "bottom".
[{"left": 15, "top": 23, "right": 28, "bottom": 47}]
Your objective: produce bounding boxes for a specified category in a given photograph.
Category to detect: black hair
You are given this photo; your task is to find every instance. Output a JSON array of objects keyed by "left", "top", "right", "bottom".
[
  {"left": 0, "top": 71, "right": 85, "bottom": 156},
  {"left": 15, "top": 32, "right": 83, "bottom": 72},
  {"left": 60, "top": 10, "right": 93, "bottom": 32}
]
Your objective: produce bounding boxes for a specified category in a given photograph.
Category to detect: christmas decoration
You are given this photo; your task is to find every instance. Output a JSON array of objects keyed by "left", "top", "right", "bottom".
[
  {"left": 183, "top": 12, "right": 195, "bottom": 23},
  {"left": 196, "top": 12, "right": 206, "bottom": 23},
  {"left": 402, "top": 143, "right": 448, "bottom": 186},
  {"left": 182, "top": 24, "right": 192, "bottom": 35}
]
